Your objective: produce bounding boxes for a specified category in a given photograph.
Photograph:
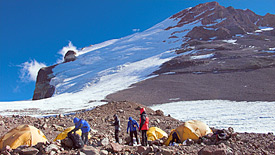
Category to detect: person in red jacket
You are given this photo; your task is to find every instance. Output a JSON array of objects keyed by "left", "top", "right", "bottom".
[{"left": 139, "top": 108, "right": 149, "bottom": 146}]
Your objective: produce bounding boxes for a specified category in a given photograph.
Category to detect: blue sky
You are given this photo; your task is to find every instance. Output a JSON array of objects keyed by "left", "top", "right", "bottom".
[{"left": 1, "top": 0, "right": 275, "bottom": 101}]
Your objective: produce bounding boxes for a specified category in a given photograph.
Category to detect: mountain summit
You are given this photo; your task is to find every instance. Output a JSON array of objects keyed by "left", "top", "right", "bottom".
[
  {"left": 166, "top": 1, "right": 274, "bottom": 40},
  {"left": 33, "top": 2, "right": 275, "bottom": 105}
]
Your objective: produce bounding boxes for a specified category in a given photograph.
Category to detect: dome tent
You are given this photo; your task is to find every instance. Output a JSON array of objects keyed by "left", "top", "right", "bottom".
[
  {"left": 54, "top": 126, "right": 91, "bottom": 141},
  {"left": 147, "top": 127, "right": 168, "bottom": 141},
  {"left": 164, "top": 120, "right": 212, "bottom": 146},
  {"left": 0, "top": 124, "right": 48, "bottom": 149}
]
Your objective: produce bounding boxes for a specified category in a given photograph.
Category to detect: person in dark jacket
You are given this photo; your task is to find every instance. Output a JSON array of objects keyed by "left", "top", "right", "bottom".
[
  {"left": 127, "top": 117, "right": 139, "bottom": 145},
  {"left": 139, "top": 108, "right": 149, "bottom": 146},
  {"left": 69, "top": 117, "right": 91, "bottom": 145},
  {"left": 113, "top": 114, "right": 120, "bottom": 143}
]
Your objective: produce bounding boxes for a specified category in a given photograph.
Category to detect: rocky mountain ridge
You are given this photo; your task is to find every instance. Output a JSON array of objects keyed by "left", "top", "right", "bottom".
[{"left": 166, "top": 1, "right": 275, "bottom": 40}]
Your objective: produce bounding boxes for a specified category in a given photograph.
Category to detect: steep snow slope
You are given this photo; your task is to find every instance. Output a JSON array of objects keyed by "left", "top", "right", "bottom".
[
  {"left": 0, "top": 8, "right": 203, "bottom": 116},
  {"left": 50, "top": 16, "right": 203, "bottom": 95}
]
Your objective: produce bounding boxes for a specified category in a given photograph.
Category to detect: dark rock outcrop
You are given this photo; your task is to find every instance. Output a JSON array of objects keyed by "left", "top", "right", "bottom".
[
  {"left": 32, "top": 65, "right": 57, "bottom": 100},
  {"left": 64, "top": 50, "right": 76, "bottom": 63},
  {"left": 32, "top": 50, "right": 77, "bottom": 100}
]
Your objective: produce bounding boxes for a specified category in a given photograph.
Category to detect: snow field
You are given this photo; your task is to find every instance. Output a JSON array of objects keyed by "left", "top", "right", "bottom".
[{"left": 151, "top": 100, "right": 275, "bottom": 133}]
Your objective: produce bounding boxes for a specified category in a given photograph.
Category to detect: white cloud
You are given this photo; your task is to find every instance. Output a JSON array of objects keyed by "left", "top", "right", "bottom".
[
  {"left": 19, "top": 59, "right": 47, "bottom": 82},
  {"left": 57, "top": 41, "right": 78, "bottom": 63},
  {"left": 132, "top": 29, "right": 140, "bottom": 32}
]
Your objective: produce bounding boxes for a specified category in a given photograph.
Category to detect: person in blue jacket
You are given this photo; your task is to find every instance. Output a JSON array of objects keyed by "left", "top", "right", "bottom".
[
  {"left": 127, "top": 117, "right": 140, "bottom": 145},
  {"left": 69, "top": 117, "right": 91, "bottom": 145}
]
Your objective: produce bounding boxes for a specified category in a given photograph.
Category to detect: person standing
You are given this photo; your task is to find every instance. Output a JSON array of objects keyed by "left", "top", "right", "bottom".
[
  {"left": 69, "top": 117, "right": 91, "bottom": 146},
  {"left": 113, "top": 114, "right": 121, "bottom": 143},
  {"left": 127, "top": 117, "right": 139, "bottom": 145},
  {"left": 139, "top": 108, "right": 149, "bottom": 146}
]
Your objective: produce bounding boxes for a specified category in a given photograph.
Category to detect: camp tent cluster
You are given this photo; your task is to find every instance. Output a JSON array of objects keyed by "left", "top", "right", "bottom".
[
  {"left": 0, "top": 125, "right": 93, "bottom": 150},
  {"left": 0, "top": 120, "right": 212, "bottom": 149}
]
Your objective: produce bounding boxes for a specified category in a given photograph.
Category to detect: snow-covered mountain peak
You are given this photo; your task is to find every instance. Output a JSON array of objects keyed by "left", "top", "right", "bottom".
[{"left": 32, "top": 2, "right": 275, "bottom": 101}]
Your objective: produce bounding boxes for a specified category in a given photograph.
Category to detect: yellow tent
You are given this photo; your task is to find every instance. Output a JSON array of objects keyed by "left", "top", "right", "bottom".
[
  {"left": 147, "top": 127, "right": 168, "bottom": 141},
  {"left": 54, "top": 126, "right": 91, "bottom": 141},
  {"left": 0, "top": 124, "right": 48, "bottom": 149},
  {"left": 164, "top": 120, "right": 212, "bottom": 146}
]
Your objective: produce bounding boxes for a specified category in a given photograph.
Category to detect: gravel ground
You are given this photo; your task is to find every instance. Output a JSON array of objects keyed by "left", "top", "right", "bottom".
[{"left": 1, "top": 101, "right": 274, "bottom": 154}]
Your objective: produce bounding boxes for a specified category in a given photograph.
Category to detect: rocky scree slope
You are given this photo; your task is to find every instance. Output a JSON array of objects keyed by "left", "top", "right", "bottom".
[{"left": 1, "top": 101, "right": 275, "bottom": 154}]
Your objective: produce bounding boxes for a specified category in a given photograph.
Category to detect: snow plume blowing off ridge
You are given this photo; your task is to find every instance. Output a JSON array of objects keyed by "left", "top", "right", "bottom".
[
  {"left": 18, "top": 41, "right": 77, "bottom": 82},
  {"left": 19, "top": 59, "right": 47, "bottom": 82}
]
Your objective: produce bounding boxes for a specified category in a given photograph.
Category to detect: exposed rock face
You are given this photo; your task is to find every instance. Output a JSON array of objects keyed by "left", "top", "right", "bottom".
[
  {"left": 32, "top": 50, "right": 77, "bottom": 100},
  {"left": 32, "top": 65, "right": 57, "bottom": 100},
  {"left": 166, "top": 1, "right": 275, "bottom": 40},
  {"left": 64, "top": 50, "right": 76, "bottom": 63}
]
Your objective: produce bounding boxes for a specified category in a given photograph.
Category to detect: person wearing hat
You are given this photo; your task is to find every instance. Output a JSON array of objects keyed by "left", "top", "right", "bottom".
[
  {"left": 139, "top": 108, "right": 149, "bottom": 146},
  {"left": 127, "top": 117, "right": 140, "bottom": 145},
  {"left": 69, "top": 117, "right": 91, "bottom": 146},
  {"left": 112, "top": 114, "right": 121, "bottom": 143}
]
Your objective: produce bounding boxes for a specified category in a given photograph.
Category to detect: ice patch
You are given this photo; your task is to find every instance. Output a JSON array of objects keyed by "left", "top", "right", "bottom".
[
  {"left": 150, "top": 100, "right": 275, "bottom": 133},
  {"left": 209, "top": 36, "right": 217, "bottom": 40},
  {"left": 261, "top": 50, "right": 275, "bottom": 53},
  {"left": 255, "top": 27, "right": 274, "bottom": 33},
  {"left": 235, "top": 34, "right": 244, "bottom": 38},
  {"left": 190, "top": 53, "right": 214, "bottom": 60},
  {"left": 206, "top": 18, "right": 227, "bottom": 26},
  {"left": 169, "top": 98, "right": 180, "bottom": 101},
  {"left": 194, "top": 10, "right": 207, "bottom": 18},
  {"left": 162, "top": 72, "right": 176, "bottom": 75},
  {"left": 223, "top": 39, "right": 237, "bottom": 44}
]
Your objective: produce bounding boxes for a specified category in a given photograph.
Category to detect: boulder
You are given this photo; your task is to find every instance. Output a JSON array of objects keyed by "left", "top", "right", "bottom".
[
  {"left": 52, "top": 124, "right": 64, "bottom": 131},
  {"left": 110, "top": 143, "right": 123, "bottom": 153},
  {"left": 61, "top": 138, "right": 74, "bottom": 148},
  {"left": 155, "top": 110, "right": 164, "bottom": 116},
  {"left": 137, "top": 146, "right": 147, "bottom": 154},
  {"left": 20, "top": 147, "right": 39, "bottom": 155},
  {"left": 81, "top": 146, "right": 100, "bottom": 155},
  {"left": 64, "top": 50, "right": 77, "bottom": 63},
  {"left": 100, "top": 150, "right": 109, "bottom": 155},
  {"left": 161, "top": 148, "right": 175, "bottom": 155},
  {"left": 99, "top": 137, "right": 109, "bottom": 146},
  {"left": 44, "top": 144, "right": 60, "bottom": 154},
  {"left": 198, "top": 145, "right": 227, "bottom": 155}
]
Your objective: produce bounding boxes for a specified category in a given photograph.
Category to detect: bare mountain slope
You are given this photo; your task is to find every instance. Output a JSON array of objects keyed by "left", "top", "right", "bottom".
[{"left": 106, "top": 2, "right": 275, "bottom": 105}]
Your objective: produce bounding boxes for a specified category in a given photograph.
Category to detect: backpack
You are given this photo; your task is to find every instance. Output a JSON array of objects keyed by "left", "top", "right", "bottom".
[{"left": 68, "top": 132, "right": 84, "bottom": 149}]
